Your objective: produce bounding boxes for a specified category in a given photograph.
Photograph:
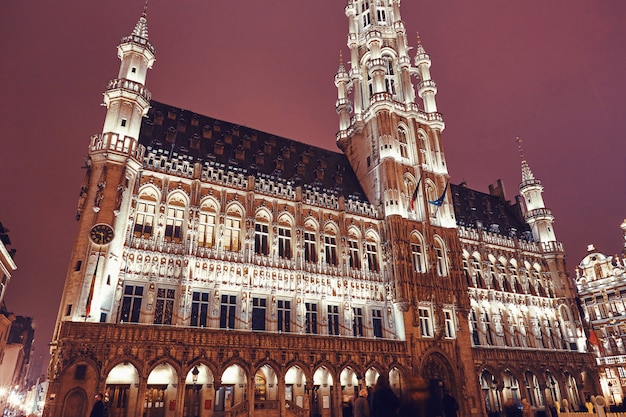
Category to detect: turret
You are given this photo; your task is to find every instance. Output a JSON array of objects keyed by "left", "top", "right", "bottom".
[
  {"left": 414, "top": 35, "right": 439, "bottom": 115},
  {"left": 335, "top": 52, "right": 352, "bottom": 138},
  {"left": 517, "top": 138, "right": 558, "bottom": 246},
  {"left": 54, "top": 7, "right": 155, "bottom": 334}
]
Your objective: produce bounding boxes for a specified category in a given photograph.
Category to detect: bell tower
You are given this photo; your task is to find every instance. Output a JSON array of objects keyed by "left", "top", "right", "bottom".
[
  {"left": 336, "top": 0, "right": 452, "bottom": 226},
  {"left": 53, "top": 7, "right": 154, "bottom": 336}
]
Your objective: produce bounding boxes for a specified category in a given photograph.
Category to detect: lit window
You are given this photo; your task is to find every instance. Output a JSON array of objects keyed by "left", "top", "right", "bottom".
[
  {"left": 154, "top": 288, "right": 175, "bottom": 325},
  {"left": 223, "top": 208, "right": 242, "bottom": 251},
  {"left": 165, "top": 200, "right": 185, "bottom": 242},
  {"left": 134, "top": 195, "right": 156, "bottom": 238},
  {"left": 198, "top": 204, "right": 217, "bottom": 248}
]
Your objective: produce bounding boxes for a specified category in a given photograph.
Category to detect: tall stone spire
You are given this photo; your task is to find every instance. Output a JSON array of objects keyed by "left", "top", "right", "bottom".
[{"left": 517, "top": 138, "right": 558, "bottom": 246}]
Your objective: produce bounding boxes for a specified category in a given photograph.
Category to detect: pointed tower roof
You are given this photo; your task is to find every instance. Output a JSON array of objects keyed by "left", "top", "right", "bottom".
[
  {"left": 132, "top": 2, "right": 150, "bottom": 40},
  {"left": 336, "top": 51, "right": 349, "bottom": 80}
]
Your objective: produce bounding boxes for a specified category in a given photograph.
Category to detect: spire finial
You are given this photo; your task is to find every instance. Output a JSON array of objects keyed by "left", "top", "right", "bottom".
[
  {"left": 516, "top": 137, "right": 535, "bottom": 182},
  {"left": 143, "top": 0, "right": 148, "bottom": 16},
  {"left": 416, "top": 32, "right": 422, "bottom": 46}
]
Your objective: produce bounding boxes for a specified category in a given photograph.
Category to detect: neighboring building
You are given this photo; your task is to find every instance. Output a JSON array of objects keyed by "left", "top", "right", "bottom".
[
  {"left": 575, "top": 220, "right": 626, "bottom": 406},
  {"left": 0, "top": 316, "right": 35, "bottom": 417},
  {"left": 44, "top": 2, "right": 598, "bottom": 417},
  {"left": 0, "top": 223, "right": 17, "bottom": 416},
  {"left": 0, "top": 223, "right": 16, "bottom": 308}
]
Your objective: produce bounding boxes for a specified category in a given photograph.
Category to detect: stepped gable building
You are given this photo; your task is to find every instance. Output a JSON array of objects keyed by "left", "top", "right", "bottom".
[
  {"left": 44, "top": 2, "right": 598, "bottom": 417},
  {"left": 575, "top": 220, "right": 626, "bottom": 406}
]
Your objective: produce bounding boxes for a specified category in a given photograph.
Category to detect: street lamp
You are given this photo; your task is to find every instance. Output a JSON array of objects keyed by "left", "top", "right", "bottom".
[{"left": 192, "top": 366, "right": 200, "bottom": 385}]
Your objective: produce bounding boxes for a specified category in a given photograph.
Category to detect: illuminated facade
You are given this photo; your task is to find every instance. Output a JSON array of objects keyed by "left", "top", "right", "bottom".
[
  {"left": 575, "top": 220, "right": 626, "bottom": 406},
  {"left": 44, "top": 2, "right": 598, "bottom": 417}
]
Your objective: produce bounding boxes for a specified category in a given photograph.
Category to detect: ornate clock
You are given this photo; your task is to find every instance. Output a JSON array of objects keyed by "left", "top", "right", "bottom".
[{"left": 89, "top": 223, "right": 115, "bottom": 245}]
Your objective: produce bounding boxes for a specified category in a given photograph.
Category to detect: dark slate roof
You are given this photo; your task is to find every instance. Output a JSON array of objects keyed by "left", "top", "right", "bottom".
[
  {"left": 139, "top": 100, "right": 368, "bottom": 201},
  {"left": 451, "top": 183, "right": 533, "bottom": 240}
]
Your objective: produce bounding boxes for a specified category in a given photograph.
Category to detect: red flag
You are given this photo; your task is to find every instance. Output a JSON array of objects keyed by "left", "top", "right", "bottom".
[
  {"left": 409, "top": 176, "right": 422, "bottom": 211},
  {"left": 589, "top": 328, "right": 604, "bottom": 354}
]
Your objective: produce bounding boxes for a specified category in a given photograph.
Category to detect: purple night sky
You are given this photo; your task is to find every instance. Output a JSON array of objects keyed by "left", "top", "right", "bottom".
[{"left": 0, "top": 1, "right": 624, "bottom": 363}]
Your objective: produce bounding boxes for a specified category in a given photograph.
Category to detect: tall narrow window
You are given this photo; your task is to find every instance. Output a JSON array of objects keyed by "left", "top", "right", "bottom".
[
  {"left": 198, "top": 204, "right": 217, "bottom": 248},
  {"left": 470, "top": 309, "right": 480, "bottom": 345},
  {"left": 278, "top": 224, "right": 292, "bottom": 259},
  {"left": 252, "top": 297, "right": 267, "bottom": 331},
  {"left": 444, "top": 309, "right": 456, "bottom": 339},
  {"left": 419, "top": 307, "right": 433, "bottom": 338},
  {"left": 220, "top": 294, "right": 237, "bottom": 329},
  {"left": 383, "top": 57, "right": 396, "bottom": 95},
  {"left": 191, "top": 291, "right": 209, "bottom": 327},
  {"left": 398, "top": 129, "right": 408, "bottom": 159},
  {"left": 223, "top": 208, "right": 242, "bottom": 251},
  {"left": 324, "top": 235, "right": 338, "bottom": 266},
  {"left": 305, "top": 302, "right": 318, "bottom": 334},
  {"left": 411, "top": 235, "right": 425, "bottom": 273},
  {"left": 328, "top": 305, "right": 340, "bottom": 336},
  {"left": 304, "top": 226, "right": 317, "bottom": 263},
  {"left": 255, "top": 222, "right": 270, "bottom": 255},
  {"left": 165, "top": 203, "right": 185, "bottom": 242},
  {"left": 353, "top": 307, "right": 364, "bottom": 337},
  {"left": 376, "top": 8, "right": 387, "bottom": 24},
  {"left": 366, "top": 237, "right": 379, "bottom": 272},
  {"left": 434, "top": 239, "right": 447, "bottom": 276},
  {"left": 372, "top": 309, "right": 383, "bottom": 338},
  {"left": 348, "top": 237, "right": 361, "bottom": 269},
  {"left": 278, "top": 300, "right": 291, "bottom": 333},
  {"left": 134, "top": 195, "right": 156, "bottom": 238},
  {"left": 121, "top": 285, "right": 143, "bottom": 323},
  {"left": 154, "top": 288, "right": 175, "bottom": 325}
]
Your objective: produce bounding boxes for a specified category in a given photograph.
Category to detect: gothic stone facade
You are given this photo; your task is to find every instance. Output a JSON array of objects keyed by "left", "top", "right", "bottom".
[{"left": 44, "top": 3, "right": 598, "bottom": 417}]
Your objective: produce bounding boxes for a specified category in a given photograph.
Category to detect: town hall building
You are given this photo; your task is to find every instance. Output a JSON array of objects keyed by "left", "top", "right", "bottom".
[{"left": 43, "top": 2, "right": 598, "bottom": 417}]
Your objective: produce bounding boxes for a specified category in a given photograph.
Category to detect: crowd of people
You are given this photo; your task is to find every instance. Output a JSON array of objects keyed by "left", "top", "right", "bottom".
[{"left": 342, "top": 375, "right": 459, "bottom": 417}]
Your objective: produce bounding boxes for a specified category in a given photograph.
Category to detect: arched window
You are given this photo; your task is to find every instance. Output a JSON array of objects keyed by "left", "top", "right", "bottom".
[
  {"left": 134, "top": 191, "right": 157, "bottom": 238},
  {"left": 398, "top": 128, "right": 408, "bottom": 159},
  {"left": 223, "top": 205, "right": 243, "bottom": 251},
  {"left": 324, "top": 224, "right": 339, "bottom": 266},
  {"left": 198, "top": 201, "right": 218, "bottom": 248},
  {"left": 348, "top": 228, "right": 361, "bottom": 269},
  {"left": 433, "top": 237, "right": 447, "bottom": 276},
  {"left": 254, "top": 210, "right": 271, "bottom": 256},
  {"left": 165, "top": 195, "right": 187, "bottom": 243},
  {"left": 304, "top": 220, "right": 318, "bottom": 263},
  {"left": 277, "top": 215, "right": 293, "bottom": 259},
  {"left": 365, "top": 232, "right": 380, "bottom": 272},
  {"left": 410, "top": 233, "right": 425, "bottom": 273},
  {"left": 383, "top": 56, "right": 396, "bottom": 96}
]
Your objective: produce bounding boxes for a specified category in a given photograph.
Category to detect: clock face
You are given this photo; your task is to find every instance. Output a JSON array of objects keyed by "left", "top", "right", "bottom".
[{"left": 90, "top": 224, "right": 115, "bottom": 245}]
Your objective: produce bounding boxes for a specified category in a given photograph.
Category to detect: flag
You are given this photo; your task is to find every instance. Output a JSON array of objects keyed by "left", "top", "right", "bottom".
[
  {"left": 588, "top": 327, "right": 604, "bottom": 355},
  {"left": 409, "top": 176, "right": 422, "bottom": 211},
  {"left": 428, "top": 181, "right": 449, "bottom": 207},
  {"left": 85, "top": 252, "right": 101, "bottom": 318}
]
